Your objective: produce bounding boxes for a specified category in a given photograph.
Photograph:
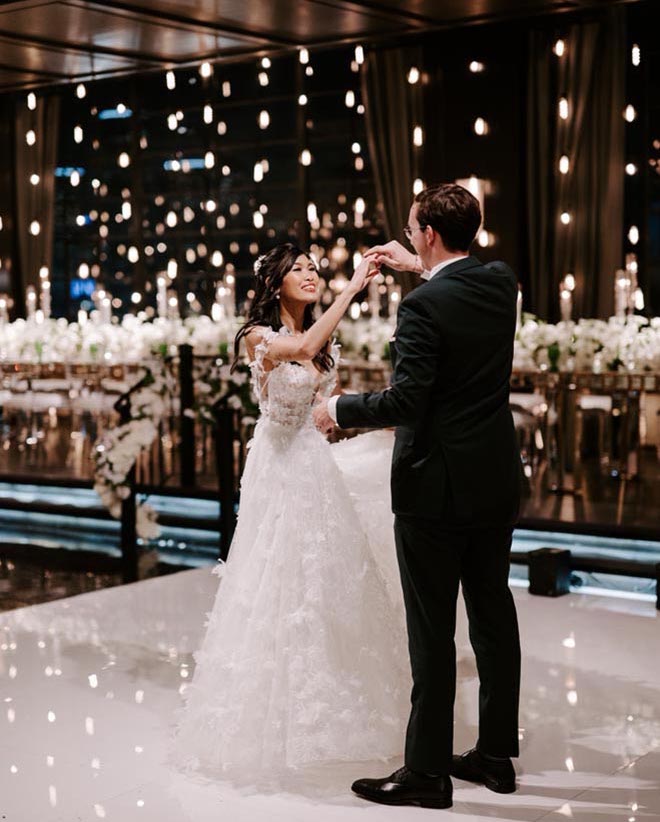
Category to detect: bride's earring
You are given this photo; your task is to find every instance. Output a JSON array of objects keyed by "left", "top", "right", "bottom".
[{"left": 275, "top": 292, "right": 280, "bottom": 300}]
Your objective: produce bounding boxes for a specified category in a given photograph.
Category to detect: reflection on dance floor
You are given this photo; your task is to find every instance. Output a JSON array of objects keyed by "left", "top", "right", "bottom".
[{"left": 0, "top": 567, "right": 658, "bottom": 821}]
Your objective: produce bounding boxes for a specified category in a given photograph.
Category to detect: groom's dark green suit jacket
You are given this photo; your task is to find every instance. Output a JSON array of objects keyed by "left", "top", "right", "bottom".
[{"left": 336, "top": 255, "right": 522, "bottom": 529}]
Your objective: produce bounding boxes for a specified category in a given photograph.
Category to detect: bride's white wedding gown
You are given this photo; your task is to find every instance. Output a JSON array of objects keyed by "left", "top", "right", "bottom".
[{"left": 172, "top": 326, "right": 409, "bottom": 776}]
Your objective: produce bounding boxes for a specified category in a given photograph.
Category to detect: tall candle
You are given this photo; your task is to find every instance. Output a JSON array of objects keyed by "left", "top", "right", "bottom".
[
  {"left": 77, "top": 308, "right": 88, "bottom": 326},
  {"left": 224, "top": 274, "right": 236, "bottom": 319},
  {"left": 368, "top": 278, "right": 380, "bottom": 318},
  {"left": 614, "top": 270, "right": 629, "bottom": 319},
  {"left": 167, "top": 293, "right": 180, "bottom": 320},
  {"left": 26, "top": 286, "right": 37, "bottom": 319},
  {"left": 157, "top": 276, "right": 168, "bottom": 319},
  {"left": 560, "top": 288, "right": 572, "bottom": 322},
  {"left": 100, "top": 296, "right": 112, "bottom": 324},
  {"left": 40, "top": 279, "right": 51, "bottom": 319},
  {"left": 0, "top": 298, "right": 8, "bottom": 325},
  {"left": 388, "top": 285, "right": 401, "bottom": 319}
]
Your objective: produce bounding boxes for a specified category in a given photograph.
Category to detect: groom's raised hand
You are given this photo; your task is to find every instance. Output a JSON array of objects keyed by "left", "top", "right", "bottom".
[{"left": 364, "top": 241, "right": 424, "bottom": 274}]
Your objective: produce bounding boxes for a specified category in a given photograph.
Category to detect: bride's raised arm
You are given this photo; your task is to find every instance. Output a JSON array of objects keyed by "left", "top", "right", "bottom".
[{"left": 245, "top": 258, "right": 377, "bottom": 364}]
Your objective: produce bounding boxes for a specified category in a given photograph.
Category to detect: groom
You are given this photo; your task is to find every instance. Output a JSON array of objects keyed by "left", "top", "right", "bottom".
[{"left": 314, "top": 183, "right": 522, "bottom": 809}]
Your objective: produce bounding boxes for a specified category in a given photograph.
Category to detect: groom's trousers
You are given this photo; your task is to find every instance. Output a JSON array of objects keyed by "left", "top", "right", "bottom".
[{"left": 394, "top": 515, "right": 521, "bottom": 774}]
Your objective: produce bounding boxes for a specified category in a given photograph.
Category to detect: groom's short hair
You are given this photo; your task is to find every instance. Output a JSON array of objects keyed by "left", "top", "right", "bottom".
[{"left": 414, "top": 184, "right": 481, "bottom": 252}]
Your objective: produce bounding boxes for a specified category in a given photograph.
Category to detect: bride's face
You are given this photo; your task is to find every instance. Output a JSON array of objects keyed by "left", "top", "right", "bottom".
[{"left": 280, "top": 254, "right": 319, "bottom": 306}]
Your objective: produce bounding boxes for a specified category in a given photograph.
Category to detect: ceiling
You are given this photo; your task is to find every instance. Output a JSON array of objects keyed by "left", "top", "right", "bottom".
[{"left": 0, "top": 0, "right": 637, "bottom": 92}]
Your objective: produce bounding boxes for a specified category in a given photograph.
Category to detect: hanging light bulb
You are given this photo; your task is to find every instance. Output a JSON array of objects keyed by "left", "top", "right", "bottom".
[
  {"left": 258, "top": 72, "right": 269, "bottom": 87},
  {"left": 413, "top": 126, "right": 424, "bottom": 146},
  {"left": 307, "top": 203, "right": 318, "bottom": 223},
  {"left": 127, "top": 246, "right": 139, "bottom": 263},
  {"left": 258, "top": 110, "right": 270, "bottom": 130},
  {"left": 559, "top": 97, "right": 569, "bottom": 120},
  {"left": 300, "top": 149, "right": 312, "bottom": 166},
  {"left": 166, "top": 70, "right": 176, "bottom": 90},
  {"left": 222, "top": 81, "right": 231, "bottom": 97},
  {"left": 477, "top": 230, "right": 493, "bottom": 248},
  {"left": 355, "top": 45, "right": 364, "bottom": 65},
  {"left": 559, "top": 155, "right": 570, "bottom": 174},
  {"left": 413, "top": 179, "right": 424, "bottom": 195},
  {"left": 27, "top": 92, "right": 36, "bottom": 110},
  {"left": 74, "top": 125, "right": 83, "bottom": 144},
  {"left": 474, "top": 118, "right": 489, "bottom": 135},
  {"left": 351, "top": 141, "right": 361, "bottom": 154},
  {"left": 345, "top": 90, "right": 355, "bottom": 108},
  {"left": 625, "top": 163, "right": 638, "bottom": 175},
  {"left": 211, "top": 250, "right": 224, "bottom": 267},
  {"left": 167, "top": 113, "right": 177, "bottom": 131},
  {"left": 118, "top": 152, "right": 130, "bottom": 168},
  {"left": 199, "top": 62, "right": 213, "bottom": 78},
  {"left": 30, "top": 173, "right": 40, "bottom": 185},
  {"left": 407, "top": 66, "right": 420, "bottom": 84},
  {"left": 628, "top": 225, "right": 639, "bottom": 245},
  {"left": 76, "top": 83, "right": 86, "bottom": 99},
  {"left": 560, "top": 211, "right": 572, "bottom": 225},
  {"left": 553, "top": 39, "right": 566, "bottom": 57},
  {"left": 204, "top": 151, "right": 215, "bottom": 169},
  {"left": 261, "top": 57, "right": 271, "bottom": 69},
  {"left": 299, "top": 48, "right": 309, "bottom": 65},
  {"left": 469, "top": 61, "right": 485, "bottom": 73},
  {"left": 30, "top": 220, "right": 41, "bottom": 236},
  {"left": 624, "top": 105, "right": 637, "bottom": 122},
  {"left": 25, "top": 130, "right": 36, "bottom": 146},
  {"left": 253, "top": 162, "right": 264, "bottom": 183},
  {"left": 203, "top": 104, "right": 213, "bottom": 124},
  {"left": 298, "top": 94, "right": 308, "bottom": 106},
  {"left": 253, "top": 211, "right": 265, "bottom": 229},
  {"left": 632, "top": 44, "right": 641, "bottom": 67},
  {"left": 122, "top": 201, "right": 132, "bottom": 219},
  {"left": 70, "top": 170, "right": 80, "bottom": 187},
  {"left": 167, "top": 259, "right": 178, "bottom": 279},
  {"left": 166, "top": 210, "right": 177, "bottom": 227}
]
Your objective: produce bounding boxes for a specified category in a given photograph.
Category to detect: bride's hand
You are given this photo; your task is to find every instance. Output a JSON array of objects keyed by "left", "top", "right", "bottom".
[{"left": 346, "top": 257, "right": 379, "bottom": 295}]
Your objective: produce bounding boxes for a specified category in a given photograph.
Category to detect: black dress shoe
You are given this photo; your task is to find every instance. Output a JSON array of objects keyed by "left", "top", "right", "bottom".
[
  {"left": 450, "top": 748, "right": 516, "bottom": 793},
  {"left": 351, "top": 766, "right": 452, "bottom": 808}
]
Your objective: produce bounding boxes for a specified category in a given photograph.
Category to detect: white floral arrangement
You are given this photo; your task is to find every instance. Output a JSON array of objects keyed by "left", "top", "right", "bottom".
[
  {"left": 336, "top": 316, "right": 396, "bottom": 362},
  {"left": 93, "top": 361, "right": 173, "bottom": 540},
  {"left": 0, "top": 312, "right": 242, "bottom": 364},
  {"left": 514, "top": 315, "right": 660, "bottom": 373}
]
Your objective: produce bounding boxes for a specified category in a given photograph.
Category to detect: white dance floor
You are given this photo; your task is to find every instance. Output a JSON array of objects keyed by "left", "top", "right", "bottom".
[{"left": 1, "top": 565, "right": 659, "bottom": 821}]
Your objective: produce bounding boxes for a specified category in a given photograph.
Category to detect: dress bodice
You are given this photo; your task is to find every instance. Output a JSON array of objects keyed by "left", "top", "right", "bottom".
[{"left": 249, "top": 326, "right": 339, "bottom": 430}]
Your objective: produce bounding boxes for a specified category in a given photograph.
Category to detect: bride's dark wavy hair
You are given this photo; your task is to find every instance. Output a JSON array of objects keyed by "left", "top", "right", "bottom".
[{"left": 232, "top": 243, "right": 334, "bottom": 374}]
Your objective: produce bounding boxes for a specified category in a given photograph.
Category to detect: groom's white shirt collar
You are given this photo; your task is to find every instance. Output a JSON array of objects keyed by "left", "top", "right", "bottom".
[
  {"left": 327, "top": 253, "right": 469, "bottom": 424},
  {"left": 421, "top": 255, "right": 470, "bottom": 281}
]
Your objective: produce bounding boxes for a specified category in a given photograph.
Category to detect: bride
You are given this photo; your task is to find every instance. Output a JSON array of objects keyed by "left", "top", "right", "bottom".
[{"left": 172, "top": 243, "right": 409, "bottom": 777}]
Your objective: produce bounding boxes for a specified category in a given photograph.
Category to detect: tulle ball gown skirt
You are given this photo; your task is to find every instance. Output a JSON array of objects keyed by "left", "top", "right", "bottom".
[{"left": 171, "top": 421, "right": 409, "bottom": 777}]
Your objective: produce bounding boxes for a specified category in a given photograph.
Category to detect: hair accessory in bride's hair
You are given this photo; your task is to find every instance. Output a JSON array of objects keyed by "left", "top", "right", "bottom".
[{"left": 253, "top": 254, "right": 267, "bottom": 278}]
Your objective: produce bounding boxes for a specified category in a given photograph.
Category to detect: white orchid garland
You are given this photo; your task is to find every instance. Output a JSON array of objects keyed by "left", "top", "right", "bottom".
[
  {"left": 92, "top": 342, "right": 258, "bottom": 541},
  {"left": 93, "top": 359, "right": 174, "bottom": 540}
]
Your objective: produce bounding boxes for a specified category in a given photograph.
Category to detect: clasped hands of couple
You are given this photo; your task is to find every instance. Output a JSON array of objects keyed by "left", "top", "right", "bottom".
[{"left": 312, "top": 239, "right": 420, "bottom": 435}]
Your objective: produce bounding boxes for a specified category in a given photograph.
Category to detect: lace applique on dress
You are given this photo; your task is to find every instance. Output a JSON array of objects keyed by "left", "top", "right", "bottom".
[{"left": 248, "top": 326, "right": 340, "bottom": 431}]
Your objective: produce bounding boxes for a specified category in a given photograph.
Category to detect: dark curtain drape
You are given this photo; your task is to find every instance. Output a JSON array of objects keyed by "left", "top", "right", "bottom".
[
  {"left": 526, "top": 7, "right": 625, "bottom": 320},
  {"left": 362, "top": 46, "right": 424, "bottom": 294},
  {"left": 14, "top": 95, "right": 60, "bottom": 307}
]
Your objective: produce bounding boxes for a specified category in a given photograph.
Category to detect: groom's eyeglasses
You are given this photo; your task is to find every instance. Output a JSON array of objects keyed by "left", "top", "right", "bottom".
[{"left": 403, "top": 224, "right": 427, "bottom": 240}]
